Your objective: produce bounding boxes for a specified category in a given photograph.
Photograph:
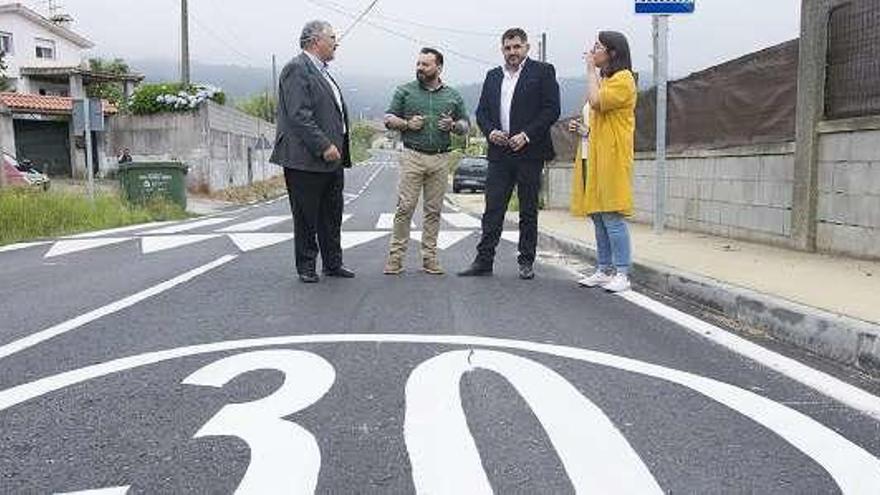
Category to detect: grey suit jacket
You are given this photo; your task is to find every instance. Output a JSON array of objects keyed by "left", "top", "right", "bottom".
[{"left": 270, "top": 52, "right": 351, "bottom": 172}]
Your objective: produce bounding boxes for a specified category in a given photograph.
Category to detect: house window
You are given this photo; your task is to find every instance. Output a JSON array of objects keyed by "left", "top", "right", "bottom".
[
  {"left": 35, "top": 38, "right": 56, "bottom": 60},
  {"left": 0, "top": 32, "right": 12, "bottom": 55}
]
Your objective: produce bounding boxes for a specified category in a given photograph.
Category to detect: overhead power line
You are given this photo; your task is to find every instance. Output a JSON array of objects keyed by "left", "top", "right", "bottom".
[{"left": 305, "top": 0, "right": 495, "bottom": 67}]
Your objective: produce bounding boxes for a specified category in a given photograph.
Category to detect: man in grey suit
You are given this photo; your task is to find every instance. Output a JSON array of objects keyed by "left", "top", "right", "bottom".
[{"left": 271, "top": 20, "right": 355, "bottom": 284}]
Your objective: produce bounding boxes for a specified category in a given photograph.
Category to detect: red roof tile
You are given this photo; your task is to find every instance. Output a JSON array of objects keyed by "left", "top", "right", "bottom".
[{"left": 0, "top": 92, "right": 118, "bottom": 115}]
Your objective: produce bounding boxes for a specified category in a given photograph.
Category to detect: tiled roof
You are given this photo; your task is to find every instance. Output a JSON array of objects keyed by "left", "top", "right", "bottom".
[{"left": 0, "top": 93, "right": 118, "bottom": 115}]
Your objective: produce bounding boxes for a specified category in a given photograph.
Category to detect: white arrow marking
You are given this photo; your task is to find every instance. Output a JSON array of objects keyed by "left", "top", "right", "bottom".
[
  {"left": 441, "top": 213, "right": 481, "bottom": 229},
  {"left": 143, "top": 217, "right": 233, "bottom": 235},
  {"left": 410, "top": 231, "right": 474, "bottom": 250},
  {"left": 45, "top": 238, "right": 133, "bottom": 258},
  {"left": 501, "top": 231, "right": 520, "bottom": 244},
  {"left": 63, "top": 221, "right": 178, "bottom": 239},
  {"left": 341, "top": 231, "right": 389, "bottom": 250},
  {"left": 376, "top": 213, "right": 414, "bottom": 230},
  {"left": 405, "top": 350, "right": 662, "bottom": 494},
  {"left": 228, "top": 233, "right": 294, "bottom": 252},
  {"left": 0, "top": 241, "right": 51, "bottom": 254},
  {"left": 217, "top": 216, "right": 290, "bottom": 233},
  {"left": 141, "top": 235, "right": 223, "bottom": 254}
]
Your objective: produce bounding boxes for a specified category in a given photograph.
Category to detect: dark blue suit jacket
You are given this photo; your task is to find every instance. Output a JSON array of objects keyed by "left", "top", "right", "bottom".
[{"left": 476, "top": 58, "right": 561, "bottom": 163}]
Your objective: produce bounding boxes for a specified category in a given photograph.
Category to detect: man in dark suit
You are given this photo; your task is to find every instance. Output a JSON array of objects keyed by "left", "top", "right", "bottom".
[
  {"left": 270, "top": 20, "right": 355, "bottom": 284},
  {"left": 459, "top": 28, "right": 561, "bottom": 280}
]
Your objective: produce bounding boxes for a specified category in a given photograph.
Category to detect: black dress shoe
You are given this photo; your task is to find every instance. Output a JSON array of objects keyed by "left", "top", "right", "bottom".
[
  {"left": 518, "top": 264, "right": 535, "bottom": 280},
  {"left": 457, "top": 263, "right": 493, "bottom": 277},
  {"left": 323, "top": 266, "right": 356, "bottom": 278},
  {"left": 299, "top": 272, "right": 320, "bottom": 284}
]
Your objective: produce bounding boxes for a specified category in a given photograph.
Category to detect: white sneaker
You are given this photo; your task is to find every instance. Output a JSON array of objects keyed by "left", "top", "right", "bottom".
[
  {"left": 604, "top": 273, "right": 632, "bottom": 293},
  {"left": 578, "top": 270, "right": 613, "bottom": 288}
]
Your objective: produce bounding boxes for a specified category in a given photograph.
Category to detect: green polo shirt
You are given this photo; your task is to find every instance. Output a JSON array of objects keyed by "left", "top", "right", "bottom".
[{"left": 387, "top": 80, "right": 468, "bottom": 153}]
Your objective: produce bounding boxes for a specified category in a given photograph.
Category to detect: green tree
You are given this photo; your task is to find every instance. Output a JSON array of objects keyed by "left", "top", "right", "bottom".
[
  {"left": 235, "top": 92, "right": 276, "bottom": 123},
  {"left": 86, "top": 58, "right": 130, "bottom": 105},
  {"left": 0, "top": 51, "right": 10, "bottom": 92}
]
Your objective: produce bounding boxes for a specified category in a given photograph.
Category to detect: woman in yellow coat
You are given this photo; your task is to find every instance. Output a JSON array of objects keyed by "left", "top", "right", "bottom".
[{"left": 576, "top": 31, "right": 637, "bottom": 293}]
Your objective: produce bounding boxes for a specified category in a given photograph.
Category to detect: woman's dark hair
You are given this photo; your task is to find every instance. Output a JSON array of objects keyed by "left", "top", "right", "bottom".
[{"left": 598, "top": 31, "right": 632, "bottom": 78}]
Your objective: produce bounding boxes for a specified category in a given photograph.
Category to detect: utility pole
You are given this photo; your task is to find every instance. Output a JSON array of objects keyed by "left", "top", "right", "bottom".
[
  {"left": 653, "top": 15, "right": 669, "bottom": 234},
  {"left": 181, "top": 0, "right": 191, "bottom": 86},
  {"left": 539, "top": 32, "right": 548, "bottom": 62},
  {"left": 272, "top": 54, "right": 278, "bottom": 102}
]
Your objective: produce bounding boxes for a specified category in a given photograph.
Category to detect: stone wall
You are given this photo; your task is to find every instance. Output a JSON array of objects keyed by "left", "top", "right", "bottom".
[{"left": 106, "top": 102, "right": 278, "bottom": 193}]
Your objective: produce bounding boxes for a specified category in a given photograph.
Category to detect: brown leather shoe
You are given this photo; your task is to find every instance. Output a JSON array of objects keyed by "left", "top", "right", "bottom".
[{"left": 423, "top": 258, "right": 445, "bottom": 275}]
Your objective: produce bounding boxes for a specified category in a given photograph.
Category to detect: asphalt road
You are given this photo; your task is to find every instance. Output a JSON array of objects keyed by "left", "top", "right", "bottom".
[{"left": 1, "top": 150, "right": 879, "bottom": 494}]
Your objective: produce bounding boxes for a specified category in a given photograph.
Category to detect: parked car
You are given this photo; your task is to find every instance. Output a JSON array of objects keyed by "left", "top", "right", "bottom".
[
  {"left": 453, "top": 156, "right": 488, "bottom": 193},
  {"left": 2, "top": 151, "right": 51, "bottom": 190}
]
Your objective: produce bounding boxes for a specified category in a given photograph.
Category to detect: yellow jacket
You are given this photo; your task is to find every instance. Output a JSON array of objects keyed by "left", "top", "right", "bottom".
[{"left": 582, "top": 70, "right": 637, "bottom": 217}]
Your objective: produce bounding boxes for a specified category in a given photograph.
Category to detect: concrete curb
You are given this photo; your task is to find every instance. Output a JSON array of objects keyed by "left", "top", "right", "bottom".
[{"left": 536, "top": 228, "right": 880, "bottom": 375}]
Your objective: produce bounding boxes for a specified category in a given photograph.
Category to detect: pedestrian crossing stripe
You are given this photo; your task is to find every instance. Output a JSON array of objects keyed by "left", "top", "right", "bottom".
[
  {"left": 217, "top": 216, "right": 290, "bottom": 233},
  {"left": 141, "top": 235, "right": 223, "bottom": 254},
  {"left": 409, "top": 231, "right": 474, "bottom": 250}
]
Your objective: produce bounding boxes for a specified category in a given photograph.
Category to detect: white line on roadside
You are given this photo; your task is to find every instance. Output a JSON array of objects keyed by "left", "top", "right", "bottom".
[
  {"left": 557, "top": 261, "right": 880, "bottom": 421},
  {"left": 617, "top": 289, "right": 880, "bottom": 423},
  {"left": 0, "top": 255, "right": 238, "bottom": 361},
  {"left": 0, "top": 241, "right": 51, "bottom": 254}
]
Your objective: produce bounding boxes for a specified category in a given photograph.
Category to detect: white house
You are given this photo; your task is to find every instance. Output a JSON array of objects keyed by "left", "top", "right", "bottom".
[
  {"left": 0, "top": 2, "right": 94, "bottom": 95},
  {"left": 0, "top": 2, "right": 142, "bottom": 178}
]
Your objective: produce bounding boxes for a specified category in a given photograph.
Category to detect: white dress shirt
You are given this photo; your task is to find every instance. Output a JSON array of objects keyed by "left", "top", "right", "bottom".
[
  {"left": 500, "top": 58, "right": 528, "bottom": 134},
  {"left": 304, "top": 51, "right": 346, "bottom": 133}
]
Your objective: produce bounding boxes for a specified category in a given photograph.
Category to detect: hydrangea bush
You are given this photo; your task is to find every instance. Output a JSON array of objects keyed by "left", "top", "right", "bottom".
[{"left": 128, "top": 83, "right": 227, "bottom": 115}]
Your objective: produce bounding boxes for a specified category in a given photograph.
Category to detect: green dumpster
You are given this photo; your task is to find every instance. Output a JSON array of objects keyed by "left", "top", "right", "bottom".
[{"left": 118, "top": 162, "right": 188, "bottom": 209}]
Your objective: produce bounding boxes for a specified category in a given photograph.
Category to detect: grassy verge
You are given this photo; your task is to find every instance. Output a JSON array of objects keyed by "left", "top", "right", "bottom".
[{"left": 0, "top": 188, "right": 189, "bottom": 246}]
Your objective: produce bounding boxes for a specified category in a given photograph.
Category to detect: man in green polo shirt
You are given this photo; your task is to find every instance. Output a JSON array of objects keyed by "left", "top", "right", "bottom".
[{"left": 383, "top": 47, "right": 469, "bottom": 276}]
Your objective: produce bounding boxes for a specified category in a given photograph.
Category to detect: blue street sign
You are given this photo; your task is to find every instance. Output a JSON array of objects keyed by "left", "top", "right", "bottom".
[{"left": 635, "top": 0, "right": 695, "bottom": 14}]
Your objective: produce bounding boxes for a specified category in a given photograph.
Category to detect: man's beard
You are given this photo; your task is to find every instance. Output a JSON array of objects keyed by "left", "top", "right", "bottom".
[{"left": 417, "top": 71, "right": 437, "bottom": 83}]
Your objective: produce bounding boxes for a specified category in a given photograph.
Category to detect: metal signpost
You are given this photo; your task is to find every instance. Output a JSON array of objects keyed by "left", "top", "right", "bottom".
[
  {"left": 73, "top": 98, "right": 105, "bottom": 200},
  {"left": 636, "top": 0, "right": 695, "bottom": 234}
]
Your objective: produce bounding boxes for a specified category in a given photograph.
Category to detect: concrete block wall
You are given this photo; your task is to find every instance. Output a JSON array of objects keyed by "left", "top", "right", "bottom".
[
  {"left": 816, "top": 123, "right": 880, "bottom": 259},
  {"left": 632, "top": 144, "right": 796, "bottom": 247},
  {"left": 106, "top": 102, "right": 277, "bottom": 193}
]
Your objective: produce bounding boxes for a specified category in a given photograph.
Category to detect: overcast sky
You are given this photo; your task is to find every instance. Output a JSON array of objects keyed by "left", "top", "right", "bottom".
[{"left": 43, "top": 0, "right": 800, "bottom": 83}]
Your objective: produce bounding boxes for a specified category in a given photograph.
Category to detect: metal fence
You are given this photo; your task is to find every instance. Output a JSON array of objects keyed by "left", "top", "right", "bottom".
[{"left": 825, "top": 0, "right": 880, "bottom": 119}]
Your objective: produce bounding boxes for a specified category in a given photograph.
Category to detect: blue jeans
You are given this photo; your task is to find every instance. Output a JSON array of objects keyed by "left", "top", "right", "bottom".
[{"left": 591, "top": 213, "right": 632, "bottom": 275}]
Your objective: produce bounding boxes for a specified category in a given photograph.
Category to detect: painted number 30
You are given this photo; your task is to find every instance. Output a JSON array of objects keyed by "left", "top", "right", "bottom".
[{"left": 177, "top": 349, "right": 660, "bottom": 495}]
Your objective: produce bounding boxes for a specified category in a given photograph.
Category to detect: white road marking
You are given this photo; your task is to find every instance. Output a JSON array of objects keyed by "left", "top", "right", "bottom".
[
  {"left": 227, "top": 233, "right": 294, "bottom": 252},
  {"left": 342, "top": 214, "right": 353, "bottom": 224},
  {"left": 141, "top": 235, "right": 223, "bottom": 254},
  {"left": 376, "top": 213, "right": 414, "bottom": 230},
  {"left": 2, "top": 334, "right": 878, "bottom": 494},
  {"left": 216, "top": 216, "right": 289, "bottom": 233},
  {"left": 501, "top": 231, "right": 520, "bottom": 244},
  {"left": 55, "top": 487, "right": 131, "bottom": 495},
  {"left": 45, "top": 238, "right": 133, "bottom": 259},
  {"left": 406, "top": 350, "right": 661, "bottom": 494},
  {"left": 340, "top": 231, "right": 390, "bottom": 250},
  {"left": 183, "top": 350, "right": 332, "bottom": 494},
  {"left": 619, "top": 290, "right": 880, "bottom": 429},
  {"left": 0, "top": 255, "right": 237, "bottom": 361},
  {"left": 0, "top": 241, "right": 51, "bottom": 254},
  {"left": 143, "top": 217, "right": 233, "bottom": 235},
  {"left": 441, "top": 213, "right": 481, "bottom": 229},
  {"left": 63, "top": 221, "right": 179, "bottom": 239},
  {"left": 410, "top": 231, "right": 473, "bottom": 250}
]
